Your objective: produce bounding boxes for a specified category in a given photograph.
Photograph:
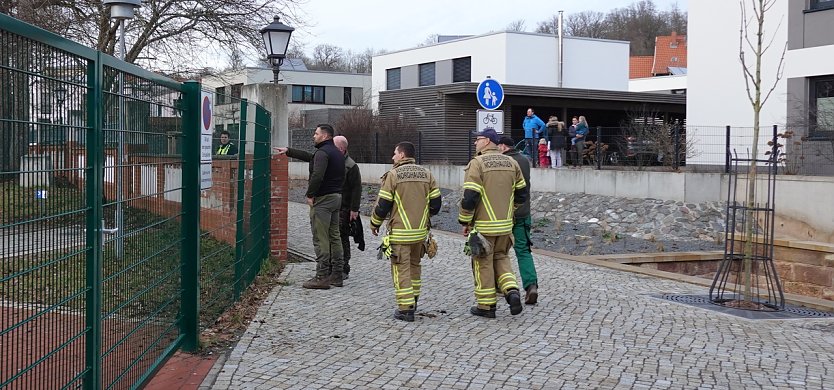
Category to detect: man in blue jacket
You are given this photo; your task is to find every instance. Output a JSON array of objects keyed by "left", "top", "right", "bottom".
[{"left": 522, "top": 108, "right": 546, "bottom": 167}]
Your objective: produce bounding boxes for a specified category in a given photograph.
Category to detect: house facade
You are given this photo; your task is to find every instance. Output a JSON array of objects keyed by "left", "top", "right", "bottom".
[
  {"left": 202, "top": 65, "right": 371, "bottom": 128},
  {"left": 371, "top": 31, "right": 631, "bottom": 109},
  {"left": 687, "top": 0, "right": 834, "bottom": 171},
  {"left": 371, "top": 31, "right": 685, "bottom": 164}
]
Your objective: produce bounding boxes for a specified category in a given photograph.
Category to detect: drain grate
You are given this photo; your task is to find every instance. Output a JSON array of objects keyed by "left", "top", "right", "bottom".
[{"left": 654, "top": 294, "right": 834, "bottom": 320}]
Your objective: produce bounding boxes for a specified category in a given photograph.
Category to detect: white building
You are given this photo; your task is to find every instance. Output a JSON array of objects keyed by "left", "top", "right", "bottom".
[
  {"left": 629, "top": 74, "right": 687, "bottom": 94},
  {"left": 687, "top": 0, "right": 834, "bottom": 170},
  {"left": 371, "top": 31, "right": 630, "bottom": 110},
  {"left": 202, "top": 64, "right": 371, "bottom": 124}
]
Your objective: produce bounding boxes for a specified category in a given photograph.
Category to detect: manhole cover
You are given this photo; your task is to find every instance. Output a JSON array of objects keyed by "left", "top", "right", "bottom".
[{"left": 653, "top": 294, "right": 834, "bottom": 320}]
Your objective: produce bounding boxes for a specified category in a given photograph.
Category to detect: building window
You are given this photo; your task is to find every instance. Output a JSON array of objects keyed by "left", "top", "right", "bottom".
[
  {"left": 291, "top": 85, "right": 325, "bottom": 104},
  {"left": 215, "top": 86, "right": 226, "bottom": 105},
  {"left": 386, "top": 68, "right": 401, "bottom": 90},
  {"left": 452, "top": 57, "right": 471, "bottom": 83},
  {"left": 343, "top": 88, "right": 352, "bottom": 105},
  {"left": 810, "top": 0, "right": 834, "bottom": 11},
  {"left": 810, "top": 76, "right": 834, "bottom": 137},
  {"left": 231, "top": 83, "right": 242, "bottom": 99},
  {"left": 419, "top": 62, "right": 435, "bottom": 87}
]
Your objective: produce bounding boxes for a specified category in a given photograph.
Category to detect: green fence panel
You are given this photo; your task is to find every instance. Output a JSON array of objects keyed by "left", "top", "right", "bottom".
[
  {"left": 1, "top": 13, "right": 191, "bottom": 390},
  {"left": 197, "top": 95, "right": 272, "bottom": 331},
  {"left": 2, "top": 12, "right": 274, "bottom": 389}
]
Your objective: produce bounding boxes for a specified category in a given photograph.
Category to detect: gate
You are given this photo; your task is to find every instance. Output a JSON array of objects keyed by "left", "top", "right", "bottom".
[{"left": 1, "top": 13, "right": 273, "bottom": 389}]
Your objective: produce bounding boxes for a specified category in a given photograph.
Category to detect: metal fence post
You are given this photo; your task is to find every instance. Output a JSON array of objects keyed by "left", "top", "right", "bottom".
[
  {"left": 772, "top": 124, "right": 779, "bottom": 173},
  {"left": 468, "top": 131, "right": 473, "bottom": 161},
  {"left": 725, "top": 125, "right": 731, "bottom": 174},
  {"left": 233, "top": 100, "right": 249, "bottom": 300},
  {"left": 596, "top": 126, "right": 602, "bottom": 170},
  {"left": 673, "top": 121, "right": 681, "bottom": 170},
  {"left": 180, "top": 80, "right": 201, "bottom": 352},
  {"left": 374, "top": 132, "right": 379, "bottom": 164},
  {"left": 84, "top": 52, "right": 104, "bottom": 390},
  {"left": 417, "top": 131, "right": 422, "bottom": 164}
]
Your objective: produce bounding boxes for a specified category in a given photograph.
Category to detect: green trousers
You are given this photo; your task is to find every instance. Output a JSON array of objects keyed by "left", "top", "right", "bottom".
[
  {"left": 512, "top": 216, "right": 538, "bottom": 289},
  {"left": 310, "top": 193, "right": 343, "bottom": 279}
]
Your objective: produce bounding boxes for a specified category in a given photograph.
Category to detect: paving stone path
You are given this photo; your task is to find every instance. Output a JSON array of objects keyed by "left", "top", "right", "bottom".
[{"left": 210, "top": 202, "right": 834, "bottom": 389}]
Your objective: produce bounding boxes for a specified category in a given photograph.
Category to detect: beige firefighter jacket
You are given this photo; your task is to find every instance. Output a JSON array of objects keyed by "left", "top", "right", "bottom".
[
  {"left": 458, "top": 145, "right": 527, "bottom": 236},
  {"left": 371, "top": 158, "right": 442, "bottom": 244}
]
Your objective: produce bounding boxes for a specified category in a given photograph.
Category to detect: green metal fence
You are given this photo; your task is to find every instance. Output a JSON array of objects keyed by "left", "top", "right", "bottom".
[
  {"left": 1, "top": 13, "right": 273, "bottom": 389},
  {"left": 197, "top": 94, "right": 273, "bottom": 330}
]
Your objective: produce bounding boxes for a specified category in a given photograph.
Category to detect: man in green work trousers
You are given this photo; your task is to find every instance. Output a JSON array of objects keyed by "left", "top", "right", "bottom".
[
  {"left": 497, "top": 136, "right": 539, "bottom": 304},
  {"left": 275, "top": 124, "right": 346, "bottom": 289}
]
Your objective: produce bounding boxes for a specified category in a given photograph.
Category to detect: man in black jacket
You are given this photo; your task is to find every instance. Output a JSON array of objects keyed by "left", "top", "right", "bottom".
[
  {"left": 275, "top": 124, "right": 345, "bottom": 289},
  {"left": 334, "top": 135, "right": 363, "bottom": 279}
]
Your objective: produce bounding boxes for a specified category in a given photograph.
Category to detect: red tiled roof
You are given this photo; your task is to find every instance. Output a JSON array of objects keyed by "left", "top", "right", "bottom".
[
  {"left": 629, "top": 56, "right": 653, "bottom": 79},
  {"left": 652, "top": 32, "right": 687, "bottom": 75},
  {"left": 629, "top": 32, "right": 688, "bottom": 79}
]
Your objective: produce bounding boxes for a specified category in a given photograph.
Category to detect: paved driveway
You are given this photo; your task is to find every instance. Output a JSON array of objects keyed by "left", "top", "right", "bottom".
[{"left": 210, "top": 202, "right": 834, "bottom": 389}]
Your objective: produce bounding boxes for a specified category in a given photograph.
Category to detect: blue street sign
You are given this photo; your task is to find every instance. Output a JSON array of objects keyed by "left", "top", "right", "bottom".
[{"left": 476, "top": 78, "right": 504, "bottom": 110}]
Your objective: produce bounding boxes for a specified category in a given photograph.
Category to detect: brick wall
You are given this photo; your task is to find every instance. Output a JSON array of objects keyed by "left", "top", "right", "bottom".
[{"left": 269, "top": 154, "right": 289, "bottom": 263}]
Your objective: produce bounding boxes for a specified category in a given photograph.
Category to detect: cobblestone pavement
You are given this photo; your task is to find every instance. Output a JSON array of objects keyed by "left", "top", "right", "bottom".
[{"left": 211, "top": 202, "right": 834, "bottom": 389}]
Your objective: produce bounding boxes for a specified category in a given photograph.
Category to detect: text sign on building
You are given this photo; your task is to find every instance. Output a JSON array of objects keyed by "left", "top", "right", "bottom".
[
  {"left": 200, "top": 91, "right": 214, "bottom": 190},
  {"left": 476, "top": 78, "right": 504, "bottom": 110},
  {"left": 476, "top": 110, "right": 504, "bottom": 134}
]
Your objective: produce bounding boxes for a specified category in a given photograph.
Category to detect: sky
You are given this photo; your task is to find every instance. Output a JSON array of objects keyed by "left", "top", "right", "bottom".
[{"left": 290, "top": 0, "right": 689, "bottom": 55}]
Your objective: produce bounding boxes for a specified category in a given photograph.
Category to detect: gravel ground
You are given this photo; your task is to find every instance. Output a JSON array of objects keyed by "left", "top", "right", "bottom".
[{"left": 289, "top": 180, "right": 723, "bottom": 256}]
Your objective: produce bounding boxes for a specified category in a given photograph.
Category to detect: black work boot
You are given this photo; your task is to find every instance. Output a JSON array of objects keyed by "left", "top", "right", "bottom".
[
  {"left": 469, "top": 305, "right": 496, "bottom": 319},
  {"left": 506, "top": 289, "right": 523, "bottom": 315},
  {"left": 414, "top": 296, "right": 419, "bottom": 312},
  {"left": 302, "top": 276, "right": 331, "bottom": 290},
  {"left": 394, "top": 309, "right": 415, "bottom": 322},
  {"left": 525, "top": 284, "right": 538, "bottom": 305}
]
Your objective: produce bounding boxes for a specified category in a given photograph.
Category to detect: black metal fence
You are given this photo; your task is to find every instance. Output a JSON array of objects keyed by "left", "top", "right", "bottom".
[{"left": 293, "top": 123, "right": 834, "bottom": 176}]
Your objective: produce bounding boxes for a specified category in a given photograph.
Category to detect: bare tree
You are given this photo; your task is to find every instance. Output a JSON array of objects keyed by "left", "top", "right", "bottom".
[
  {"left": 345, "top": 48, "right": 382, "bottom": 74},
  {"left": 309, "top": 43, "right": 346, "bottom": 71},
  {"left": 663, "top": 4, "right": 688, "bottom": 36},
  {"left": 737, "top": 0, "right": 787, "bottom": 301},
  {"left": 605, "top": 1, "right": 669, "bottom": 55},
  {"left": 285, "top": 41, "right": 312, "bottom": 66},
  {"left": 534, "top": 15, "right": 558, "bottom": 34},
  {"left": 565, "top": 11, "right": 609, "bottom": 38},
  {"left": 417, "top": 34, "right": 440, "bottom": 47},
  {"left": 2, "top": 0, "right": 304, "bottom": 71},
  {"left": 505, "top": 19, "right": 527, "bottom": 32}
]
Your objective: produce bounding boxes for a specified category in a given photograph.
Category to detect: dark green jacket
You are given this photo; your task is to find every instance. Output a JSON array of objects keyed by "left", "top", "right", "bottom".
[
  {"left": 342, "top": 154, "right": 362, "bottom": 211},
  {"left": 503, "top": 149, "right": 531, "bottom": 218}
]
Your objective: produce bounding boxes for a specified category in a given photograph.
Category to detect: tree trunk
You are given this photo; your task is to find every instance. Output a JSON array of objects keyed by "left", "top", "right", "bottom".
[{"left": 742, "top": 0, "right": 767, "bottom": 302}]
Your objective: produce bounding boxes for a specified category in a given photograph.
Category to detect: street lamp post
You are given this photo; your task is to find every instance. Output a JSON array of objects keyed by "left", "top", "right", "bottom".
[
  {"left": 104, "top": 0, "right": 141, "bottom": 258},
  {"left": 260, "top": 16, "right": 295, "bottom": 84}
]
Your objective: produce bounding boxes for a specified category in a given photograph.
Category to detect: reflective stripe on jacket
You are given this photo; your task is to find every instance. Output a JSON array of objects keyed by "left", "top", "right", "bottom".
[
  {"left": 371, "top": 158, "right": 441, "bottom": 244},
  {"left": 458, "top": 146, "right": 526, "bottom": 236}
]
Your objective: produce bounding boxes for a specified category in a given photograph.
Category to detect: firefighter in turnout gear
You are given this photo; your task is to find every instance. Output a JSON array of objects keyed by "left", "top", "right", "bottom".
[
  {"left": 459, "top": 129, "right": 528, "bottom": 318},
  {"left": 371, "top": 142, "right": 442, "bottom": 322}
]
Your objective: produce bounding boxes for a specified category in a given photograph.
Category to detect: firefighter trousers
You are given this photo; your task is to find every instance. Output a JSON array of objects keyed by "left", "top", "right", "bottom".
[
  {"left": 390, "top": 242, "right": 424, "bottom": 311},
  {"left": 471, "top": 234, "right": 519, "bottom": 310}
]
